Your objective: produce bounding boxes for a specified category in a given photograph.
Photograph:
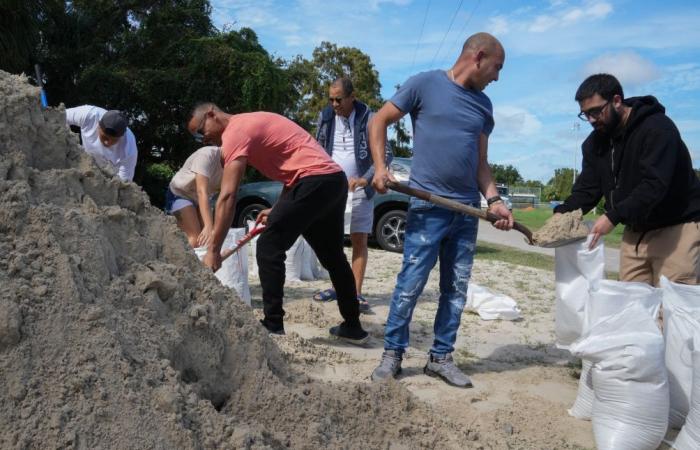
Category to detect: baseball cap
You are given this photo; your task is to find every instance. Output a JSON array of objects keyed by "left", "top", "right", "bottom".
[{"left": 99, "top": 110, "right": 128, "bottom": 137}]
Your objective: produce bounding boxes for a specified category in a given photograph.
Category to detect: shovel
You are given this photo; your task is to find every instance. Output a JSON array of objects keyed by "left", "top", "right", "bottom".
[
  {"left": 220, "top": 225, "right": 266, "bottom": 262},
  {"left": 386, "top": 180, "right": 535, "bottom": 244}
]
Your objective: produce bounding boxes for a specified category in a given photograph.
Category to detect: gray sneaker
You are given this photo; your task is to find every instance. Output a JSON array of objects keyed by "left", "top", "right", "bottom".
[
  {"left": 424, "top": 353, "right": 473, "bottom": 388},
  {"left": 371, "top": 350, "right": 403, "bottom": 381}
]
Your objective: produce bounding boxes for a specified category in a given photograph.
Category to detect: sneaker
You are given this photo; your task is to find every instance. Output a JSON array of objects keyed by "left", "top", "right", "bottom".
[
  {"left": 424, "top": 353, "right": 473, "bottom": 388},
  {"left": 260, "top": 319, "right": 285, "bottom": 336},
  {"left": 371, "top": 350, "right": 403, "bottom": 381},
  {"left": 329, "top": 323, "right": 369, "bottom": 345}
]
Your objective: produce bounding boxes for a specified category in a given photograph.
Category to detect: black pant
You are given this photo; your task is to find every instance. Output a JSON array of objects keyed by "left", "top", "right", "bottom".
[{"left": 256, "top": 172, "right": 360, "bottom": 329}]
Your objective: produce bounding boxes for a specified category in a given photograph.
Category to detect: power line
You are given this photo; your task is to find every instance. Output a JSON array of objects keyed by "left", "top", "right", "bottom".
[
  {"left": 430, "top": 0, "right": 465, "bottom": 67},
  {"left": 443, "top": 0, "right": 481, "bottom": 66},
  {"left": 410, "top": 0, "right": 433, "bottom": 71}
]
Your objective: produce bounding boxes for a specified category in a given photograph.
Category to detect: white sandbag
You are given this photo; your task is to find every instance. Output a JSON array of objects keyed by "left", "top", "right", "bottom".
[
  {"left": 569, "top": 279, "right": 662, "bottom": 421},
  {"left": 675, "top": 332, "right": 700, "bottom": 450},
  {"left": 195, "top": 228, "right": 251, "bottom": 306},
  {"left": 666, "top": 310, "right": 700, "bottom": 430},
  {"left": 465, "top": 283, "right": 521, "bottom": 320},
  {"left": 569, "top": 359, "right": 594, "bottom": 420},
  {"left": 343, "top": 191, "right": 353, "bottom": 235},
  {"left": 570, "top": 304, "right": 669, "bottom": 450},
  {"left": 554, "top": 235, "right": 605, "bottom": 349},
  {"left": 660, "top": 276, "right": 700, "bottom": 429}
]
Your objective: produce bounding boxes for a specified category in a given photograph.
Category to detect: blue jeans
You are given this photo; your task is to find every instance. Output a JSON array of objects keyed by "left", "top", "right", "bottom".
[{"left": 384, "top": 197, "right": 478, "bottom": 356}]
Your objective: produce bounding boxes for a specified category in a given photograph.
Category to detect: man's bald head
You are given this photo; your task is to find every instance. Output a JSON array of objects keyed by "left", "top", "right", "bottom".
[{"left": 461, "top": 32, "right": 504, "bottom": 57}]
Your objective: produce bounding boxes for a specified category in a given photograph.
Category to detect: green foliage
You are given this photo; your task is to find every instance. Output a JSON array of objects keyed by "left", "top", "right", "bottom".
[
  {"left": 0, "top": 0, "right": 42, "bottom": 74},
  {"left": 543, "top": 167, "right": 575, "bottom": 201},
  {"left": 142, "top": 162, "right": 175, "bottom": 209},
  {"left": 287, "top": 41, "right": 383, "bottom": 131},
  {"left": 28, "top": 0, "right": 293, "bottom": 205},
  {"left": 490, "top": 163, "right": 523, "bottom": 186}
]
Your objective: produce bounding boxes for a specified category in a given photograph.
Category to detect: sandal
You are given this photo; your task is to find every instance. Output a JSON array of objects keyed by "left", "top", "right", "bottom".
[
  {"left": 313, "top": 288, "right": 337, "bottom": 302},
  {"left": 358, "top": 295, "right": 371, "bottom": 313}
]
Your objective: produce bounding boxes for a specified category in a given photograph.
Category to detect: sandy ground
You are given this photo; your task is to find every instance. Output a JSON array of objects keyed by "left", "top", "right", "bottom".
[{"left": 248, "top": 246, "right": 598, "bottom": 449}]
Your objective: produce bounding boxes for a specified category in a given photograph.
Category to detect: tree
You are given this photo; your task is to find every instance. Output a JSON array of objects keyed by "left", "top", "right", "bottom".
[
  {"left": 29, "top": 0, "right": 293, "bottom": 205},
  {"left": 0, "top": 0, "right": 42, "bottom": 75},
  {"left": 490, "top": 164, "right": 523, "bottom": 186},
  {"left": 286, "top": 42, "right": 383, "bottom": 131},
  {"left": 543, "top": 167, "right": 575, "bottom": 201}
]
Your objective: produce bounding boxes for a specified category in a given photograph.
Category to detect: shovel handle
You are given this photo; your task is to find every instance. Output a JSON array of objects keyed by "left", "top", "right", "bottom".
[
  {"left": 386, "top": 181, "right": 533, "bottom": 245},
  {"left": 219, "top": 225, "right": 266, "bottom": 262}
]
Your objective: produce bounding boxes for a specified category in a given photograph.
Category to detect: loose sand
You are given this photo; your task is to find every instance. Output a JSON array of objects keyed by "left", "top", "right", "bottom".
[
  {"left": 1, "top": 69, "right": 606, "bottom": 449},
  {"left": 532, "top": 209, "right": 590, "bottom": 247}
]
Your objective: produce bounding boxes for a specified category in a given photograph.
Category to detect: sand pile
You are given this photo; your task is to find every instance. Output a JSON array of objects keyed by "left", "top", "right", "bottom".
[
  {"left": 532, "top": 209, "right": 590, "bottom": 247},
  {"left": 0, "top": 71, "right": 477, "bottom": 449}
]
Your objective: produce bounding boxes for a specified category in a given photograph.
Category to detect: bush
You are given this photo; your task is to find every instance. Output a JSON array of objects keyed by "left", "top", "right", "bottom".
[{"left": 141, "top": 162, "right": 175, "bottom": 209}]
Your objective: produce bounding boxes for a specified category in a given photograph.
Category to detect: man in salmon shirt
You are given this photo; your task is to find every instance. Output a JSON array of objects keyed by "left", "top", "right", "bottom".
[{"left": 187, "top": 103, "right": 368, "bottom": 343}]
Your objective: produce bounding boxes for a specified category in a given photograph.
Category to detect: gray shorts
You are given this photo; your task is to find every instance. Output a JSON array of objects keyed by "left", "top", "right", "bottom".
[{"left": 349, "top": 190, "right": 373, "bottom": 234}]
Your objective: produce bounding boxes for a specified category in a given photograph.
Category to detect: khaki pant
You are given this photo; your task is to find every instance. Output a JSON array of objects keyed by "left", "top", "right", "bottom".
[{"left": 620, "top": 221, "right": 700, "bottom": 286}]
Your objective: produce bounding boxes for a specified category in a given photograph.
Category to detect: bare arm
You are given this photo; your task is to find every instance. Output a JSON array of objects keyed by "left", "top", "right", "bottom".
[
  {"left": 369, "top": 102, "right": 405, "bottom": 193},
  {"left": 195, "top": 173, "right": 214, "bottom": 247},
  {"left": 476, "top": 133, "right": 513, "bottom": 230},
  {"left": 203, "top": 157, "right": 247, "bottom": 271}
]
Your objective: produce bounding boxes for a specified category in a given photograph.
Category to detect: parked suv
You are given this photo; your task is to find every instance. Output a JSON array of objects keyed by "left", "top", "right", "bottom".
[{"left": 234, "top": 158, "right": 412, "bottom": 252}]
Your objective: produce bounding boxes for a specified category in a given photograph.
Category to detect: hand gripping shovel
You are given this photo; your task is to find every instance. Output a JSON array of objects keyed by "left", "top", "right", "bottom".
[
  {"left": 220, "top": 225, "right": 266, "bottom": 262},
  {"left": 385, "top": 181, "right": 535, "bottom": 245}
]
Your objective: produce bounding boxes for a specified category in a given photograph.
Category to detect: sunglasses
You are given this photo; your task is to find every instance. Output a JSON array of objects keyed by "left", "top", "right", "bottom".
[
  {"left": 191, "top": 114, "right": 208, "bottom": 143},
  {"left": 329, "top": 96, "right": 346, "bottom": 104}
]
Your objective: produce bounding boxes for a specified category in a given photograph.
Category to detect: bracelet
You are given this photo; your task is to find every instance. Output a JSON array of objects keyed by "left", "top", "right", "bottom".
[{"left": 486, "top": 195, "right": 502, "bottom": 206}]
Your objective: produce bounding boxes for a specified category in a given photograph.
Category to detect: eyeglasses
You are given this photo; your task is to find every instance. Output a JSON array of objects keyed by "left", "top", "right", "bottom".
[
  {"left": 329, "top": 96, "right": 346, "bottom": 104},
  {"left": 191, "top": 114, "right": 208, "bottom": 143},
  {"left": 578, "top": 101, "right": 609, "bottom": 121}
]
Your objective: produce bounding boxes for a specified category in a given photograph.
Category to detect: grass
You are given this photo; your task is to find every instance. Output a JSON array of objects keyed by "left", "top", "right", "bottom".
[
  {"left": 475, "top": 240, "right": 619, "bottom": 280},
  {"left": 512, "top": 208, "right": 624, "bottom": 248}
]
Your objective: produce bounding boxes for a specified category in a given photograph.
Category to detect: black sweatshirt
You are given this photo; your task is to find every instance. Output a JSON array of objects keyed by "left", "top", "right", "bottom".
[{"left": 555, "top": 96, "right": 700, "bottom": 232}]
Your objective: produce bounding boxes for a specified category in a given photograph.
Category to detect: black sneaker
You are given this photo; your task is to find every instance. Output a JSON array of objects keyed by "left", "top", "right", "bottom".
[
  {"left": 260, "top": 319, "right": 285, "bottom": 335},
  {"left": 329, "top": 323, "right": 369, "bottom": 345}
]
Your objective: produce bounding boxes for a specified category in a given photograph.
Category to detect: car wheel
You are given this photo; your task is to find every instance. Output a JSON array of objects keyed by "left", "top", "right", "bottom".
[
  {"left": 375, "top": 209, "right": 406, "bottom": 253},
  {"left": 236, "top": 203, "right": 268, "bottom": 228}
]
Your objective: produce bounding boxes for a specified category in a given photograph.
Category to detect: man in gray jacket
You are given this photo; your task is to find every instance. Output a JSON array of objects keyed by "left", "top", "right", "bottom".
[{"left": 314, "top": 77, "right": 393, "bottom": 311}]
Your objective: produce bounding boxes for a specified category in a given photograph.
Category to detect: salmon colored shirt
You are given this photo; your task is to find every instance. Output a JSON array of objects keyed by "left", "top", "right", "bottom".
[{"left": 221, "top": 112, "right": 341, "bottom": 187}]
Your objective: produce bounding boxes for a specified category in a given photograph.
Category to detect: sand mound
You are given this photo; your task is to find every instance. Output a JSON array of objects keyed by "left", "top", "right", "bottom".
[
  {"left": 532, "top": 209, "right": 590, "bottom": 246},
  {"left": 0, "top": 71, "right": 475, "bottom": 449}
]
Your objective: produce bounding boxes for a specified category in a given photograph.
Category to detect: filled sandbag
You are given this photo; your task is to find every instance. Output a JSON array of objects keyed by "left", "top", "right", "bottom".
[
  {"left": 674, "top": 332, "right": 700, "bottom": 450},
  {"left": 195, "top": 228, "right": 251, "bottom": 306},
  {"left": 570, "top": 304, "right": 669, "bottom": 450},
  {"left": 569, "top": 280, "right": 662, "bottom": 420},
  {"left": 465, "top": 283, "right": 521, "bottom": 320},
  {"left": 660, "top": 276, "right": 700, "bottom": 429},
  {"left": 554, "top": 235, "right": 605, "bottom": 349}
]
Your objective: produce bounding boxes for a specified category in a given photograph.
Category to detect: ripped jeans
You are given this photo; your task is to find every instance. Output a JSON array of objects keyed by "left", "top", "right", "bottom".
[{"left": 383, "top": 197, "right": 478, "bottom": 356}]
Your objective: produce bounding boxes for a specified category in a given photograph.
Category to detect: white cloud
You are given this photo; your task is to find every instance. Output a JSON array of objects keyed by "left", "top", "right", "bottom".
[
  {"left": 582, "top": 52, "right": 661, "bottom": 86},
  {"left": 493, "top": 106, "right": 543, "bottom": 140},
  {"left": 488, "top": 16, "right": 510, "bottom": 35},
  {"left": 528, "top": 1, "right": 612, "bottom": 32}
]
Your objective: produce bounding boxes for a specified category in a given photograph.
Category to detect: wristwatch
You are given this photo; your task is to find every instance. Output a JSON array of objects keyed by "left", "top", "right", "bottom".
[{"left": 486, "top": 195, "right": 502, "bottom": 206}]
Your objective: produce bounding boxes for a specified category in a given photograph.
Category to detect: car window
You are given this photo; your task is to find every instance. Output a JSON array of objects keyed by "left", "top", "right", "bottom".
[{"left": 390, "top": 162, "right": 411, "bottom": 182}]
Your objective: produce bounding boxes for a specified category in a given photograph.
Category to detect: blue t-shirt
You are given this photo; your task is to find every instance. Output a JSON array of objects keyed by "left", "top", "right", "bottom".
[{"left": 390, "top": 70, "right": 494, "bottom": 203}]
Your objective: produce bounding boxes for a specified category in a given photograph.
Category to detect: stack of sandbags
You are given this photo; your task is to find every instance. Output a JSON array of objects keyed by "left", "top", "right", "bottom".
[
  {"left": 660, "top": 276, "right": 700, "bottom": 449},
  {"left": 570, "top": 303, "right": 669, "bottom": 450},
  {"left": 569, "top": 280, "right": 662, "bottom": 419}
]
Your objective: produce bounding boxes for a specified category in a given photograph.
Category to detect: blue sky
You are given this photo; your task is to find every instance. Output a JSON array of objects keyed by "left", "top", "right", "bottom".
[{"left": 211, "top": 0, "right": 700, "bottom": 182}]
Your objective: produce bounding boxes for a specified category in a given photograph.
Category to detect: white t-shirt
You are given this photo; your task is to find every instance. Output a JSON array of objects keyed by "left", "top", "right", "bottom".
[
  {"left": 169, "top": 146, "right": 223, "bottom": 202},
  {"left": 65, "top": 105, "right": 138, "bottom": 181},
  {"left": 332, "top": 111, "right": 359, "bottom": 179}
]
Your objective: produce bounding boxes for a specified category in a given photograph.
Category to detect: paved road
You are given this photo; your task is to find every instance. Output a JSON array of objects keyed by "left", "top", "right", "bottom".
[{"left": 476, "top": 222, "right": 620, "bottom": 273}]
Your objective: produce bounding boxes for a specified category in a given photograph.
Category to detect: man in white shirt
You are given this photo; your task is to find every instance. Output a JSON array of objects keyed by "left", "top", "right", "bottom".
[
  {"left": 314, "top": 77, "right": 393, "bottom": 312},
  {"left": 65, "top": 105, "right": 138, "bottom": 181}
]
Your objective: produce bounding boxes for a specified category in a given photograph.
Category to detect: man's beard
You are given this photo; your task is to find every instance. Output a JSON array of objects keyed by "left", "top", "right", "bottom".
[{"left": 595, "top": 106, "right": 621, "bottom": 137}]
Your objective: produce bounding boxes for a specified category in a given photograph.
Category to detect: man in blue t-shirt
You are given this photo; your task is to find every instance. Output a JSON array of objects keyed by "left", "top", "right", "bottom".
[{"left": 369, "top": 32, "right": 513, "bottom": 388}]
